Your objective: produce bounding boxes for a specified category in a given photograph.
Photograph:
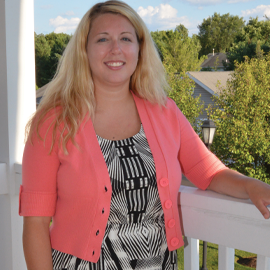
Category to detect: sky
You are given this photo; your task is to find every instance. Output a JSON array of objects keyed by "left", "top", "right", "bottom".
[{"left": 34, "top": 0, "right": 270, "bottom": 36}]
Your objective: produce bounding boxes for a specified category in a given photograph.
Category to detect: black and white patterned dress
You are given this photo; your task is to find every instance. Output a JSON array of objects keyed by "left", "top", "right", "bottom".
[{"left": 52, "top": 124, "right": 178, "bottom": 270}]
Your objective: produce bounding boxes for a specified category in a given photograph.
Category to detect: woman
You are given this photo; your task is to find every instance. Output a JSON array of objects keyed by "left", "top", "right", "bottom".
[{"left": 20, "top": 1, "right": 270, "bottom": 270}]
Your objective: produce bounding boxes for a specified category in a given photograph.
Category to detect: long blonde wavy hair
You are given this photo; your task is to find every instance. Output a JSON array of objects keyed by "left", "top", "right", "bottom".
[{"left": 27, "top": 0, "right": 169, "bottom": 154}]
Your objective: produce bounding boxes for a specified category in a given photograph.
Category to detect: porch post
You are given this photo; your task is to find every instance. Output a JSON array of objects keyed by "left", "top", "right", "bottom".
[{"left": 0, "top": 0, "right": 36, "bottom": 269}]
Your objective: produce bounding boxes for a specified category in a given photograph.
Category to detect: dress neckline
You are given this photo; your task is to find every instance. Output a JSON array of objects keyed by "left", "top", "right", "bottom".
[{"left": 96, "top": 123, "right": 143, "bottom": 142}]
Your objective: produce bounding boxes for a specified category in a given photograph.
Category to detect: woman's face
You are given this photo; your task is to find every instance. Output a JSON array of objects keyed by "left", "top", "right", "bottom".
[{"left": 87, "top": 13, "right": 140, "bottom": 89}]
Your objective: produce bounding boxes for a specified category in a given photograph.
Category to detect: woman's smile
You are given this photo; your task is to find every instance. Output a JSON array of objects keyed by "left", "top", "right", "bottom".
[{"left": 105, "top": 61, "right": 125, "bottom": 68}]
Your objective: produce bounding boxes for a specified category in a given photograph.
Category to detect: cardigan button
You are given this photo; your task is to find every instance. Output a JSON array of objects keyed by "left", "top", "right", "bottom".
[
  {"left": 105, "top": 186, "right": 108, "bottom": 192},
  {"left": 168, "top": 219, "right": 176, "bottom": 228},
  {"left": 96, "top": 230, "right": 99, "bottom": 236},
  {"left": 160, "top": 178, "right": 169, "bottom": 187},
  {"left": 164, "top": 200, "right": 172, "bottom": 209},
  {"left": 92, "top": 251, "right": 95, "bottom": 255},
  {"left": 170, "top": 237, "right": 179, "bottom": 247},
  {"left": 102, "top": 208, "right": 104, "bottom": 214}
]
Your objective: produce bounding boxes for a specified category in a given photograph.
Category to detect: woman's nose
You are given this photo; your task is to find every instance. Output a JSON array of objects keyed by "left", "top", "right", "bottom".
[{"left": 111, "top": 40, "right": 121, "bottom": 54}]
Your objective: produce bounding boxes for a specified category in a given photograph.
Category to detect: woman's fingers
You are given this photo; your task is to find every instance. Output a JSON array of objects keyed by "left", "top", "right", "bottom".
[
  {"left": 254, "top": 200, "right": 270, "bottom": 219},
  {"left": 258, "top": 202, "right": 270, "bottom": 219}
]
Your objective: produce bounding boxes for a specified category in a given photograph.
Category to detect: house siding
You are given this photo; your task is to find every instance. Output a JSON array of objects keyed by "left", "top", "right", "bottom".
[{"left": 193, "top": 83, "right": 213, "bottom": 119}]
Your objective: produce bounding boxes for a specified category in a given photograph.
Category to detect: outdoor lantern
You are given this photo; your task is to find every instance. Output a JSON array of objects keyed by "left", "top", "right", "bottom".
[{"left": 201, "top": 119, "right": 216, "bottom": 149}]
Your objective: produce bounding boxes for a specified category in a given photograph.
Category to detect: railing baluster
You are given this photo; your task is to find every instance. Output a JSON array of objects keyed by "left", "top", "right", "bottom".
[
  {"left": 184, "top": 237, "right": 199, "bottom": 270},
  {"left": 257, "top": 255, "right": 270, "bottom": 270},
  {"left": 218, "top": 245, "right": 234, "bottom": 270}
]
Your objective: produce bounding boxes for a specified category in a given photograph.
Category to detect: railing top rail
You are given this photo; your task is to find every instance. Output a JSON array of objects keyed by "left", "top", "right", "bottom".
[{"left": 178, "top": 186, "right": 270, "bottom": 257}]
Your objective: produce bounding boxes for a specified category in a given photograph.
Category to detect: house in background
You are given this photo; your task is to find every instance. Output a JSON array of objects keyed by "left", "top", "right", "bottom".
[
  {"left": 187, "top": 71, "right": 232, "bottom": 119},
  {"left": 201, "top": 52, "right": 229, "bottom": 71}
]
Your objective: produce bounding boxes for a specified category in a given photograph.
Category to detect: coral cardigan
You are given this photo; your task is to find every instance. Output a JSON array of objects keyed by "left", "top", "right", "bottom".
[{"left": 19, "top": 93, "right": 226, "bottom": 263}]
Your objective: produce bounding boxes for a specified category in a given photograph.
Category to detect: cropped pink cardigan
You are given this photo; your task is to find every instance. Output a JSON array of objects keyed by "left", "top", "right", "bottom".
[{"left": 19, "top": 93, "right": 226, "bottom": 263}]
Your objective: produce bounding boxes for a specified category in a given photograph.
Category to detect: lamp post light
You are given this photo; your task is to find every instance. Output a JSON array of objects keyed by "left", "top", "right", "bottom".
[
  {"left": 201, "top": 119, "right": 216, "bottom": 270},
  {"left": 201, "top": 119, "right": 216, "bottom": 150}
]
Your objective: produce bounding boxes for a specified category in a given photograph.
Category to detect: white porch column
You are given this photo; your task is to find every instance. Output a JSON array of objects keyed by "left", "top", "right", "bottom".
[{"left": 0, "top": 0, "right": 36, "bottom": 269}]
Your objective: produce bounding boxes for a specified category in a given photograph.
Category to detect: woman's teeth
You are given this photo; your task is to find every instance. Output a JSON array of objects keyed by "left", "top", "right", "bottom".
[{"left": 107, "top": 62, "right": 124, "bottom": 67}]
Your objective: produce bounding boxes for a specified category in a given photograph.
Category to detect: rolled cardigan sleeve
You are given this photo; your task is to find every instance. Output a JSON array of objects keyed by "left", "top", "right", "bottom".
[
  {"left": 176, "top": 107, "right": 227, "bottom": 190},
  {"left": 19, "top": 116, "right": 60, "bottom": 216}
]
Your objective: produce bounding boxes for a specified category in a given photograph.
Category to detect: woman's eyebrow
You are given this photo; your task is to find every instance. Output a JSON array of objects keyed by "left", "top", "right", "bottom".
[
  {"left": 97, "top": 32, "right": 109, "bottom": 35},
  {"left": 97, "top": 31, "right": 134, "bottom": 35},
  {"left": 120, "top": 31, "right": 133, "bottom": 35}
]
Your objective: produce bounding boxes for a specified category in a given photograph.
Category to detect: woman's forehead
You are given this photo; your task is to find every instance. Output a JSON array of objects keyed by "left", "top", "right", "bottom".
[{"left": 89, "top": 13, "right": 137, "bottom": 36}]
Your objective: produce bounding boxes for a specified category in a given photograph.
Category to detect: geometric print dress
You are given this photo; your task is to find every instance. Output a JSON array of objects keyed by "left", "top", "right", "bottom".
[{"left": 52, "top": 124, "right": 178, "bottom": 270}]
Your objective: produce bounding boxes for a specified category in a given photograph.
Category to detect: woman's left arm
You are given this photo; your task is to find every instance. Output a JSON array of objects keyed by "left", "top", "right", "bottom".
[{"left": 208, "top": 169, "right": 270, "bottom": 219}]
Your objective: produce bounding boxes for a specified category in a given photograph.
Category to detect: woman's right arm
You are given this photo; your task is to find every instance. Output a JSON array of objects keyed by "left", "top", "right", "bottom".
[
  {"left": 21, "top": 114, "right": 60, "bottom": 269},
  {"left": 23, "top": 216, "right": 53, "bottom": 270}
]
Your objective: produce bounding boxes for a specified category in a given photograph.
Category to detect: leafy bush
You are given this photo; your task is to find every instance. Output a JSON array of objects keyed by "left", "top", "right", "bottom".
[{"left": 208, "top": 55, "right": 270, "bottom": 183}]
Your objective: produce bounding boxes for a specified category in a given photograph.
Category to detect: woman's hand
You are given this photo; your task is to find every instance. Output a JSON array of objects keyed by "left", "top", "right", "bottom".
[
  {"left": 208, "top": 168, "right": 270, "bottom": 219},
  {"left": 245, "top": 178, "right": 270, "bottom": 219}
]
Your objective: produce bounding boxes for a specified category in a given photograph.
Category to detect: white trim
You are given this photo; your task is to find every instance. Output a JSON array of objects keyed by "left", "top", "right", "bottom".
[{"left": 0, "top": 163, "right": 8, "bottom": 194}]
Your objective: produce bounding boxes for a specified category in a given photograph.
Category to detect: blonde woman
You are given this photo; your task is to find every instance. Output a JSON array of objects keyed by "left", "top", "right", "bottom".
[{"left": 20, "top": 1, "right": 270, "bottom": 270}]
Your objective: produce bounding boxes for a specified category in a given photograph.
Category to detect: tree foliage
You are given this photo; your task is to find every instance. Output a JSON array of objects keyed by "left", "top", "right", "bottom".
[
  {"left": 165, "top": 64, "right": 204, "bottom": 131},
  {"left": 151, "top": 24, "right": 204, "bottom": 129},
  {"left": 224, "top": 18, "right": 270, "bottom": 70},
  {"left": 35, "top": 32, "right": 72, "bottom": 87},
  {"left": 151, "top": 24, "right": 206, "bottom": 73},
  {"left": 208, "top": 55, "right": 270, "bottom": 183},
  {"left": 198, "top": 13, "right": 245, "bottom": 56},
  {"left": 224, "top": 40, "right": 270, "bottom": 70},
  {"left": 235, "top": 17, "right": 270, "bottom": 43}
]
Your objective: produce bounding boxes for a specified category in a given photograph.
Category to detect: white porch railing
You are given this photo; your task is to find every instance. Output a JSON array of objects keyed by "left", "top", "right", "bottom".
[
  {"left": 179, "top": 185, "right": 270, "bottom": 270},
  {"left": 13, "top": 165, "right": 270, "bottom": 270}
]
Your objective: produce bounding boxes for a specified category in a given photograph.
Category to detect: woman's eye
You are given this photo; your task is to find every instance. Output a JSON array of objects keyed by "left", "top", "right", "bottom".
[
  {"left": 122, "top": 37, "right": 131, "bottom": 42},
  {"left": 98, "top": 38, "right": 107, "bottom": 42}
]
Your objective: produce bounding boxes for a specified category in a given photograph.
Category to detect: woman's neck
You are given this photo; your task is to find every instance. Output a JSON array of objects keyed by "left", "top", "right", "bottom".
[
  {"left": 92, "top": 85, "right": 141, "bottom": 141},
  {"left": 94, "top": 85, "right": 132, "bottom": 113}
]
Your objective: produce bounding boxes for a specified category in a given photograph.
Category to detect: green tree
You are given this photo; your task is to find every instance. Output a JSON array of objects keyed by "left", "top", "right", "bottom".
[
  {"left": 165, "top": 63, "right": 204, "bottom": 131},
  {"left": 235, "top": 17, "right": 270, "bottom": 43},
  {"left": 35, "top": 33, "right": 51, "bottom": 87},
  {"left": 35, "top": 32, "right": 72, "bottom": 87},
  {"left": 224, "top": 18, "right": 270, "bottom": 70},
  {"left": 151, "top": 25, "right": 206, "bottom": 73},
  {"left": 201, "top": 66, "right": 213, "bottom": 71},
  {"left": 198, "top": 13, "right": 245, "bottom": 56},
  {"left": 213, "top": 56, "right": 219, "bottom": 71},
  {"left": 175, "top": 23, "right": 188, "bottom": 39},
  {"left": 45, "top": 32, "right": 72, "bottom": 75},
  {"left": 207, "top": 55, "right": 270, "bottom": 183},
  {"left": 223, "top": 40, "right": 270, "bottom": 70},
  {"left": 255, "top": 40, "right": 264, "bottom": 59}
]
